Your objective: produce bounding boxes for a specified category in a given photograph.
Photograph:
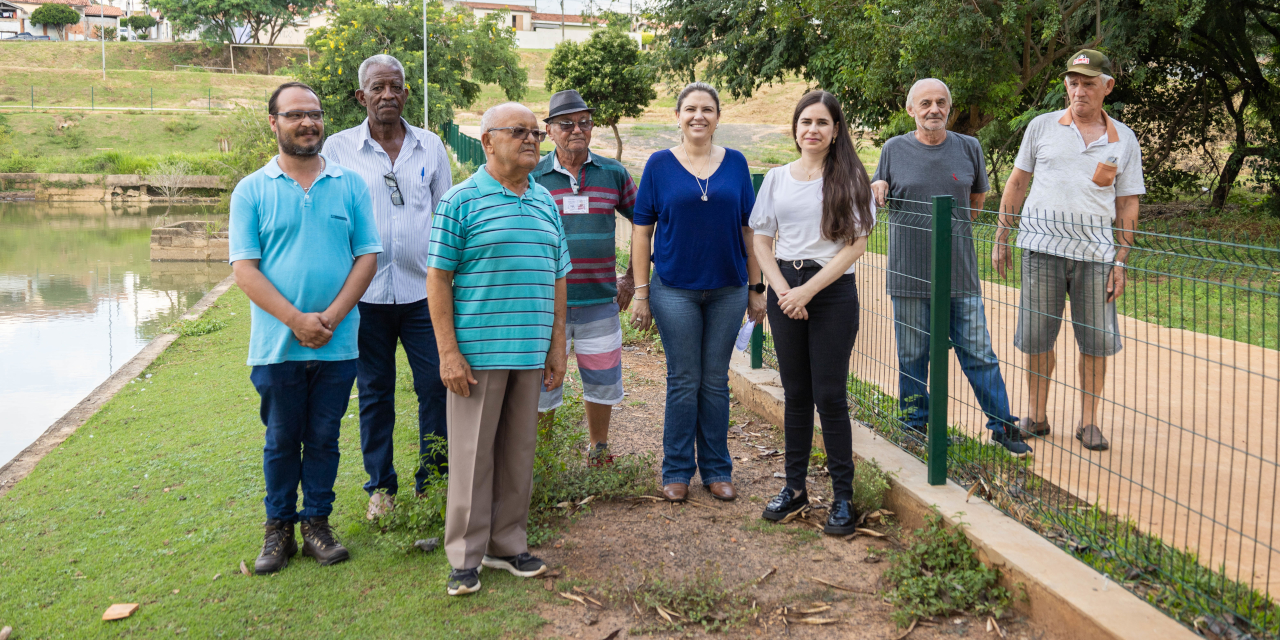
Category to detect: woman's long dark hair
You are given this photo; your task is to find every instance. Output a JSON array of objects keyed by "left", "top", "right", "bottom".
[{"left": 791, "top": 90, "right": 874, "bottom": 244}]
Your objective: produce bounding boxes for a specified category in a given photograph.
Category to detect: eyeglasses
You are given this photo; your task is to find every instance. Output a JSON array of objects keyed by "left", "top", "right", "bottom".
[
  {"left": 486, "top": 126, "right": 548, "bottom": 142},
  {"left": 383, "top": 172, "right": 403, "bottom": 206},
  {"left": 271, "top": 110, "right": 325, "bottom": 123},
  {"left": 550, "top": 119, "right": 594, "bottom": 132}
]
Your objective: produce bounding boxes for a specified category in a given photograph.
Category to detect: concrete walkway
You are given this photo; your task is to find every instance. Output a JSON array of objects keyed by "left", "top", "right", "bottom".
[{"left": 849, "top": 252, "right": 1280, "bottom": 596}]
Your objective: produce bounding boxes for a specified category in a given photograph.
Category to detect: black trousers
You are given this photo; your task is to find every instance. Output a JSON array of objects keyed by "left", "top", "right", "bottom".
[{"left": 766, "top": 263, "right": 860, "bottom": 501}]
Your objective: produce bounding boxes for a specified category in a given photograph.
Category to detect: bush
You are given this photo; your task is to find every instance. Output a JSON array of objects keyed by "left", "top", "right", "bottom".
[
  {"left": 883, "top": 513, "right": 1015, "bottom": 627},
  {"left": 632, "top": 564, "right": 755, "bottom": 632},
  {"left": 852, "top": 457, "right": 892, "bottom": 513},
  {"left": 91, "top": 25, "right": 117, "bottom": 40}
]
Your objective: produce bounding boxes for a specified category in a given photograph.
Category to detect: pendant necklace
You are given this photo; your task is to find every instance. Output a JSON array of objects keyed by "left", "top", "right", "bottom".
[{"left": 683, "top": 142, "right": 712, "bottom": 201}]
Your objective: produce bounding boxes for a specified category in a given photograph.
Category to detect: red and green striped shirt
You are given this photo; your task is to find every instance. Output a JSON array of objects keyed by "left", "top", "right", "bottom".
[{"left": 530, "top": 150, "right": 638, "bottom": 307}]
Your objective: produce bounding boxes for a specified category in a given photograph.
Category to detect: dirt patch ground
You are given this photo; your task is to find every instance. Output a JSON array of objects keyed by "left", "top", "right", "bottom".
[{"left": 531, "top": 346, "right": 1065, "bottom": 640}]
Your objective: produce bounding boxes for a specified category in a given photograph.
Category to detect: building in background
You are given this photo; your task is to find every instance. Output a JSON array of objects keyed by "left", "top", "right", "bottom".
[{"left": 454, "top": 0, "right": 638, "bottom": 48}]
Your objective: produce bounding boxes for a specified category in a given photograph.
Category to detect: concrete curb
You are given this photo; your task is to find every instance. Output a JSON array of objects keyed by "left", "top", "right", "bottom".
[
  {"left": 0, "top": 274, "right": 238, "bottom": 498},
  {"left": 726, "top": 351, "right": 1197, "bottom": 640}
]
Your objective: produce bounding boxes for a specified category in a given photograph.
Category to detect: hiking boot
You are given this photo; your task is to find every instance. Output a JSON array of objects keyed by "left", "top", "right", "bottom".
[
  {"left": 300, "top": 516, "right": 350, "bottom": 566},
  {"left": 762, "top": 486, "right": 808, "bottom": 521},
  {"left": 482, "top": 552, "right": 548, "bottom": 578},
  {"left": 1020, "top": 417, "right": 1051, "bottom": 437},
  {"left": 366, "top": 492, "right": 394, "bottom": 521},
  {"left": 991, "top": 427, "right": 1033, "bottom": 458},
  {"left": 1076, "top": 423, "right": 1110, "bottom": 452},
  {"left": 447, "top": 567, "right": 482, "bottom": 596},
  {"left": 588, "top": 442, "right": 614, "bottom": 467},
  {"left": 824, "top": 499, "right": 859, "bottom": 536},
  {"left": 253, "top": 519, "right": 297, "bottom": 575}
]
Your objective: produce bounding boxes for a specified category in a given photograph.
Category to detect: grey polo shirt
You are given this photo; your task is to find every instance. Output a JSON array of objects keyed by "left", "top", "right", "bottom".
[{"left": 1013, "top": 109, "right": 1145, "bottom": 263}]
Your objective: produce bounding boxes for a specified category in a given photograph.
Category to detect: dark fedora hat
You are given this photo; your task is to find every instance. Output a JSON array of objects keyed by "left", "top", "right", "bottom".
[{"left": 545, "top": 89, "right": 596, "bottom": 122}]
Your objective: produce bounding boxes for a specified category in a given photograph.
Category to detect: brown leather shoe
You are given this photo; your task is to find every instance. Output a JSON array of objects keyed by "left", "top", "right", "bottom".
[
  {"left": 1076, "top": 423, "right": 1110, "bottom": 452},
  {"left": 662, "top": 483, "right": 688, "bottom": 502},
  {"left": 707, "top": 481, "right": 736, "bottom": 501}
]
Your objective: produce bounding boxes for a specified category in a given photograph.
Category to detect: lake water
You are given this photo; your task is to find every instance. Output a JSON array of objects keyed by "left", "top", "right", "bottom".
[{"left": 0, "top": 201, "right": 231, "bottom": 467}]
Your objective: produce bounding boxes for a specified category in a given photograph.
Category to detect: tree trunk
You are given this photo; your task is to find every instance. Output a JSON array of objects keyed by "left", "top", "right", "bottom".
[
  {"left": 1210, "top": 146, "right": 1264, "bottom": 210},
  {"left": 611, "top": 122, "right": 623, "bottom": 162}
]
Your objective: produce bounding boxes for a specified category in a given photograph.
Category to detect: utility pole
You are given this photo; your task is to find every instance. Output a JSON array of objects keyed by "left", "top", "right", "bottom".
[
  {"left": 99, "top": 6, "right": 106, "bottom": 81},
  {"left": 560, "top": 0, "right": 564, "bottom": 41},
  {"left": 422, "top": 0, "right": 429, "bottom": 129}
]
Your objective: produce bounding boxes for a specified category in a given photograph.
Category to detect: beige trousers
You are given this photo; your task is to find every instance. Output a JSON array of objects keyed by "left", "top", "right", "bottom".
[{"left": 443, "top": 368, "right": 543, "bottom": 570}]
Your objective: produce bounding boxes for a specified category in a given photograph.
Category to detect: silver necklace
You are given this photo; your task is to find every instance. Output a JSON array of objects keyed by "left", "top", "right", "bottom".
[{"left": 682, "top": 142, "right": 712, "bottom": 201}]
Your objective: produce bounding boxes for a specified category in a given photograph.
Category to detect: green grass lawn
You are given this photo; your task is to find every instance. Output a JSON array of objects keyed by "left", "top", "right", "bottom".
[
  {"left": 3, "top": 111, "right": 226, "bottom": 157},
  {"left": 0, "top": 287, "right": 551, "bottom": 638},
  {"left": 0, "top": 41, "right": 272, "bottom": 73},
  {"left": 0, "top": 68, "right": 287, "bottom": 111}
]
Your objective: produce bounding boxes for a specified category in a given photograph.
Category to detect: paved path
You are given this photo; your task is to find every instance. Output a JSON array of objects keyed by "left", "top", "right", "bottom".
[{"left": 849, "top": 252, "right": 1280, "bottom": 596}]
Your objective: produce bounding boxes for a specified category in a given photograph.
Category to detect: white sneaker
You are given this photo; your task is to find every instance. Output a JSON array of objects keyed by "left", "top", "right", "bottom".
[{"left": 366, "top": 493, "right": 394, "bottom": 521}]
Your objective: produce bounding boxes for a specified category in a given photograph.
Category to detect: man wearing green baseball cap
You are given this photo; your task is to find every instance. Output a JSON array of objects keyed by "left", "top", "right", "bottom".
[{"left": 991, "top": 49, "right": 1145, "bottom": 453}]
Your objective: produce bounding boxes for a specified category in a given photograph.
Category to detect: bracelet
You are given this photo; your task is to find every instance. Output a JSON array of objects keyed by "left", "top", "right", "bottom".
[
  {"left": 634, "top": 283, "right": 650, "bottom": 289},
  {"left": 634, "top": 295, "right": 649, "bottom": 301}
]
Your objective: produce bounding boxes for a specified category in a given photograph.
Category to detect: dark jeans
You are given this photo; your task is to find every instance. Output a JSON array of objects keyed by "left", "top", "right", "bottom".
[
  {"left": 766, "top": 264, "right": 860, "bottom": 501},
  {"left": 251, "top": 359, "right": 357, "bottom": 523},
  {"left": 892, "top": 295, "right": 1016, "bottom": 433},
  {"left": 356, "top": 299, "right": 448, "bottom": 496},
  {"left": 649, "top": 273, "right": 746, "bottom": 486}
]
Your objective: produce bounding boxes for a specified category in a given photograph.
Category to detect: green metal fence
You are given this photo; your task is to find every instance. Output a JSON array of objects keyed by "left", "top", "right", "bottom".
[
  {"left": 754, "top": 195, "right": 1280, "bottom": 637},
  {"left": 0, "top": 85, "right": 232, "bottom": 112},
  {"left": 441, "top": 121, "right": 485, "bottom": 168}
]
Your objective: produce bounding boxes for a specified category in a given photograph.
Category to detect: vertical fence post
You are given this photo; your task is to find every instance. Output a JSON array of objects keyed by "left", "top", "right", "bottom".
[
  {"left": 750, "top": 171, "right": 766, "bottom": 368},
  {"left": 208, "top": 88, "right": 211, "bottom": 112},
  {"left": 927, "top": 195, "right": 954, "bottom": 486},
  {"left": 151, "top": 87, "right": 154, "bottom": 111},
  {"left": 31, "top": 85, "right": 34, "bottom": 111},
  {"left": 91, "top": 86, "right": 94, "bottom": 111}
]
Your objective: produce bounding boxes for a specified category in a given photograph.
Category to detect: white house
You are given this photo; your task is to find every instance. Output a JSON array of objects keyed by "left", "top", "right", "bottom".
[
  {"left": 5, "top": 0, "right": 124, "bottom": 40},
  {"left": 455, "top": 1, "right": 639, "bottom": 49},
  {"left": 0, "top": 0, "right": 29, "bottom": 37}
]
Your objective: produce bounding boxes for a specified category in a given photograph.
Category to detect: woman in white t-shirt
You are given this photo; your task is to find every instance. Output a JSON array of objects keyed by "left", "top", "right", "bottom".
[{"left": 749, "top": 90, "right": 876, "bottom": 535}]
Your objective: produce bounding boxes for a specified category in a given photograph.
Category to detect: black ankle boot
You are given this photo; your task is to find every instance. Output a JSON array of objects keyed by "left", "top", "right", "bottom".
[
  {"left": 824, "top": 499, "right": 858, "bottom": 535},
  {"left": 300, "top": 516, "right": 350, "bottom": 566},
  {"left": 761, "top": 486, "right": 808, "bottom": 521},
  {"left": 254, "top": 519, "right": 297, "bottom": 575}
]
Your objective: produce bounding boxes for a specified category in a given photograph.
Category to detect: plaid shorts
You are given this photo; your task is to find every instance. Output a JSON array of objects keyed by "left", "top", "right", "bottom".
[
  {"left": 1013, "top": 251, "right": 1122, "bottom": 357},
  {"left": 538, "top": 302, "right": 624, "bottom": 411}
]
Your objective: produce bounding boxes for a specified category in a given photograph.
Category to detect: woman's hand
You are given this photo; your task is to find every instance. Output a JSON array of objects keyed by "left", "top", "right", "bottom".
[
  {"left": 630, "top": 297, "right": 653, "bottom": 332},
  {"left": 747, "top": 291, "right": 767, "bottom": 324},
  {"left": 778, "top": 285, "right": 813, "bottom": 320}
]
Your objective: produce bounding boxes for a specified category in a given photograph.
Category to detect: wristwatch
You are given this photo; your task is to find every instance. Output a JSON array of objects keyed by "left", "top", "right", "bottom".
[
  {"left": 1114, "top": 261, "right": 1126, "bottom": 269},
  {"left": 748, "top": 283, "right": 766, "bottom": 294}
]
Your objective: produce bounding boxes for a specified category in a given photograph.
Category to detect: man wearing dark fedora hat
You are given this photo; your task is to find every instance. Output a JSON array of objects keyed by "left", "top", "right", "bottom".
[
  {"left": 993, "top": 49, "right": 1146, "bottom": 453},
  {"left": 530, "top": 89, "right": 639, "bottom": 463}
]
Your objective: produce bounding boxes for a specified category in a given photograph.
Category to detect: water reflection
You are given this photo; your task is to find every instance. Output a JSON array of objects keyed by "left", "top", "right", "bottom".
[{"left": 0, "top": 202, "right": 231, "bottom": 466}]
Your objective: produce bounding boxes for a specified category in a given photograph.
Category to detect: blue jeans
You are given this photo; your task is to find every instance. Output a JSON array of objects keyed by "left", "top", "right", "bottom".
[
  {"left": 649, "top": 274, "right": 746, "bottom": 486},
  {"left": 356, "top": 299, "right": 448, "bottom": 496},
  {"left": 250, "top": 359, "right": 357, "bottom": 522},
  {"left": 892, "top": 296, "right": 1016, "bottom": 433}
]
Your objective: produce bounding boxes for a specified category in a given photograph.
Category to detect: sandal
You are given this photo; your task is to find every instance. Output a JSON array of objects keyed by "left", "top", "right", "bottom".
[
  {"left": 1075, "top": 423, "right": 1110, "bottom": 451},
  {"left": 1019, "top": 417, "right": 1051, "bottom": 437}
]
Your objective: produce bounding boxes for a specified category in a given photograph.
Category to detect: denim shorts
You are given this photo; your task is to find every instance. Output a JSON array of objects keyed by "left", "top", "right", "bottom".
[{"left": 1013, "top": 251, "right": 1122, "bottom": 357}]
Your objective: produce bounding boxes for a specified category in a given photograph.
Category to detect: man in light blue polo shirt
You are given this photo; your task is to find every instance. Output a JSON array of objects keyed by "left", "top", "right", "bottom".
[
  {"left": 229, "top": 82, "right": 382, "bottom": 575},
  {"left": 427, "top": 102, "right": 570, "bottom": 596}
]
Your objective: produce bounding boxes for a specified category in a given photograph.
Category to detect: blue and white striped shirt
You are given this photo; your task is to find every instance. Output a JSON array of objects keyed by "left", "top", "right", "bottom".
[
  {"left": 428, "top": 166, "right": 572, "bottom": 371},
  {"left": 323, "top": 117, "right": 453, "bottom": 304}
]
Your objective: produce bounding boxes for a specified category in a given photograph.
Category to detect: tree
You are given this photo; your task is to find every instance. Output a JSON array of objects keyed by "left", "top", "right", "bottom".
[
  {"left": 29, "top": 4, "right": 81, "bottom": 40},
  {"left": 300, "top": 0, "right": 527, "bottom": 132},
  {"left": 545, "top": 18, "right": 656, "bottom": 160},
  {"left": 125, "top": 14, "right": 158, "bottom": 34},
  {"left": 150, "top": 0, "right": 324, "bottom": 45},
  {"left": 649, "top": 0, "right": 1159, "bottom": 188}
]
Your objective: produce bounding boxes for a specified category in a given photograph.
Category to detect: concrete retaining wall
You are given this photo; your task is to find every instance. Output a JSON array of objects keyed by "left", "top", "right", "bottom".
[
  {"left": 0, "top": 173, "right": 227, "bottom": 202},
  {"left": 150, "top": 221, "right": 229, "bottom": 261}
]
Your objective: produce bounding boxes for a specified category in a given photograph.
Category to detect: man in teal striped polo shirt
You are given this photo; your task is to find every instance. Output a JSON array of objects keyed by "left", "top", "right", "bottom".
[
  {"left": 531, "top": 90, "right": 639, "bottom": 466},
  {"left": 427, "top": 102, "right": 570, "bottom": 596}
]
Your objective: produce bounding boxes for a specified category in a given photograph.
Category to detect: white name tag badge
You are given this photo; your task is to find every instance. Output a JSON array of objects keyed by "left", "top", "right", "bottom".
[{"left": 563, "top": 196, "right": 590, "bottom": 214}]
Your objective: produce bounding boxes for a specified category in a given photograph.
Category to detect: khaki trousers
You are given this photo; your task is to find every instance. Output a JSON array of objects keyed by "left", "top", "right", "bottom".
[{"left": 443, "top": 368, "right": 543, "bottom": 570}]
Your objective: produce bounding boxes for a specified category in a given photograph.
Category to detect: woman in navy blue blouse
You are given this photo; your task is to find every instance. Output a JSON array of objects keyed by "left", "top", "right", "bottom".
[{"left": 630, "top": 82, "right": 766, "bottom": 503}]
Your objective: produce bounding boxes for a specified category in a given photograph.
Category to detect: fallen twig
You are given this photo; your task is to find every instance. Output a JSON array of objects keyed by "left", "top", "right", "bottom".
[
  {"left": 809, "top": 577, "right": 876, "bottom": 594},
  {"left": 894, "top": 618, "right": 918, "bottom": 640},
  {"left": 559, "top": 592, "right": 587, "bottom": 606},
  {"left": 755, "top": 567, "right": 777, "bottom": 584}
]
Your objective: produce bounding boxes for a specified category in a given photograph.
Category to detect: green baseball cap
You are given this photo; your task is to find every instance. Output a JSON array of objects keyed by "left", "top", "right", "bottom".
[{"left": 1063, "top": 49, "right": 1112, "bottom": 77}]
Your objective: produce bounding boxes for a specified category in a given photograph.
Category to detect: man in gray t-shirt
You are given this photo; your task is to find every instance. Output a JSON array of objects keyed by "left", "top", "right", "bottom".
[{"left": 870, "top": 78, "right": 1029, "bottom": 458}]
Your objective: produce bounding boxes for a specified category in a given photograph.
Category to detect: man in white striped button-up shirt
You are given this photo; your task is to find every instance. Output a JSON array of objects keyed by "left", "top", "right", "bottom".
[{"left": 323, "top": 54, "right": 454, "bottom": 521}]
